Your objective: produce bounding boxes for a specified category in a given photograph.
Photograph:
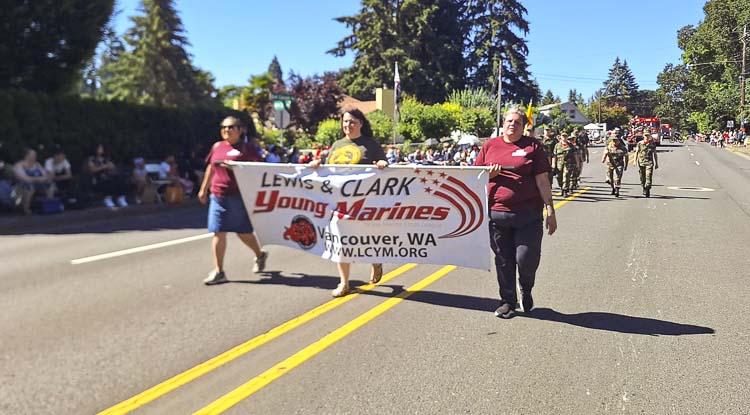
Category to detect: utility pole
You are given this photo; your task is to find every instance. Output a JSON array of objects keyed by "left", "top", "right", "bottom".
[{"left": 496, "top": 57, "right": 502, "bottom": 135}]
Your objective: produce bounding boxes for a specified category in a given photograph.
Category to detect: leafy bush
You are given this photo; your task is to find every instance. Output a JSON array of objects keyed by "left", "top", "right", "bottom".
[
  {"left": 0, "top": 89, "right": 249, "bottom": 169},
  {"left": 314, "top": 119, "right": 341, "bottom": 146},
  {"left": 366, "top": 110, "right": 394, "bottom": 144},
  {"left": 397, "top": 97, "right": 425, "bottom": 142},
  {"left": 447, "top": 88, "right": 495, "bottom": 111},
  {"left": 418, "top": 103, "right": 458, "bottom": 140},
  {"left": 459, "top": 107, "right": 495, "bottom": 137}
]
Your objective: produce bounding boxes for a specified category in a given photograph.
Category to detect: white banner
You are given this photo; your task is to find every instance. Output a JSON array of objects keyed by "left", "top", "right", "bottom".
[{"left": 231, "top": 162, "right": 490, "bottom": 271}]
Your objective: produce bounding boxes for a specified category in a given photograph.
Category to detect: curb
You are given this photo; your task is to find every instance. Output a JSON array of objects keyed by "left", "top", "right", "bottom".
[{"left": 0, "top": 200, "right": 203, "bottom": 235}]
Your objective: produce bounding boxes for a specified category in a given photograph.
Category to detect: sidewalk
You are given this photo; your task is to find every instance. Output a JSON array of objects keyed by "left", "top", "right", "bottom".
[
  {"left": 0, "top": 199, "right": 203, "bottom": 235},
  {"left": 727, "top": 145, "right": 750, "bottom": 160}
]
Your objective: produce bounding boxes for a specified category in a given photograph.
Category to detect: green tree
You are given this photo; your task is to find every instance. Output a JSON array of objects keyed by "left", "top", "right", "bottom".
[
  {"left": 463, "top": 0, "right": 539, "bottom": 104},
  {"left": 447, "top": 88, "right": 495, "bottom": 111},
  {"left": 268, "top": 55, "right": 283, "bottom": 85},
  {"left": 541, "top": 90, "right": 557, "bottom": 105},
  {"left": 655, "top": 63, "right": 693, "bottom": 130},
  {"left": 603, "top": 57, "right": 638, "bottom": 105},
  {"left": 0, "top": 0, "right": 114, "bottom": 94},
  {"left": 107, "top": 0, "right": 214, "bottom": 107},
  {"left": 329, "top": 0, "right": 465, "bottom": 103}
]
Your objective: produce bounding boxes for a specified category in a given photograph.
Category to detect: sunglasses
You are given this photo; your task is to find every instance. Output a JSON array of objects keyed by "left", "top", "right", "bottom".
[{"left": 220, "top": 125, "right": 239, "bottom": 130}]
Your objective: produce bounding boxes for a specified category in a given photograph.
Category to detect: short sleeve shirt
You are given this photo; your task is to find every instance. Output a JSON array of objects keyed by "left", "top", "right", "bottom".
[
  {"left": 326, "top": 136, "right": 386, "bottom": 165},
  {"left": 474, "top": 135, "right": 551, "bottom": 212},
  {"left": 205, "top": 140, "right": 262, "bottom": 197},
  {"left": 45, "top": 158, "right": 71, "bottom": 176},
  {"left": 636, "top": 141, "right": 656, "bottom": 166}
]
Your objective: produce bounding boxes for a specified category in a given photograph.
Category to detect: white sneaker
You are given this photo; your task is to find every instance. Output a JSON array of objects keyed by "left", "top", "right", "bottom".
[
  {"left": 117, "top": 196, "right": 128, "bottom": 207},
  {"left": 103, "top": 197, "right": 116, "bottom": 208}
]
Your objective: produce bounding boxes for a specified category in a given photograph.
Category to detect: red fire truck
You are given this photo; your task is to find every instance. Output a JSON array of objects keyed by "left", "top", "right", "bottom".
[{"left": 627, "top": 116, "right": 662, "bottom": 149}]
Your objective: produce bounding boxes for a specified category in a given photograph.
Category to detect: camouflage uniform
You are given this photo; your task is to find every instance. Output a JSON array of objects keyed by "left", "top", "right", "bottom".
[
  {"left": 636, "top": 139, "right": 658, "bottom": 197},
  {"left": 604, "top": 139, "right": 628, "bottom": 197},
  {"left": 542, "top": 134, "right": 558, "bottom": 185},
  {"left": 554, "top": 140, "right": 578, "bottom": 196}
]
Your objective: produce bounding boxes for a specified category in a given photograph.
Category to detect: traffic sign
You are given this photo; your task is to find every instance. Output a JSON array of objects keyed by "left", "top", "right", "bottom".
[
  {"left": 727, "top": 120, "right": 734, "bottom": 128},
  {"left": 271, "top": 93, "right": 294, "bottom": 101}
]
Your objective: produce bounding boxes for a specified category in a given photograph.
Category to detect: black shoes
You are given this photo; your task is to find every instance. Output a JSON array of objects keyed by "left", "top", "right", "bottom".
[
  {"left": 615, "top": 188, "right": 620, "bottom": 197},
  {"left": 521, "top": 291, "right": 534, "bottom": 313},
  {"left": 645, "top": 187, "right": 650, "bottom": 198},
  {"left": 610, "top": 187, "right": 616, "bottom": 195},
  {"left": 494, "top": 302, "right": 517, "bottom": 319}
]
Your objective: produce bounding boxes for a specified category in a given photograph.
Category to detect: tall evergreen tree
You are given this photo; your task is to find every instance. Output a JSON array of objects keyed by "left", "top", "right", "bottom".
[
  {"left": 568, "top": 89, "right": 578, "bottom": 104},
  {"left": 602, "top": 57, "right": 638, "bottom": 105},
  {"left": 541, "top": 90, "right": 557, "bottom": 105},
  {"left": 329, "top": 0, "right": 466, "bottom": 103},
  {"left": 107, "top": 0, "right": 213, "bottom": 107},
  {"left": 621, "top": 60, "right": 639, "bottom": 96},
  {"left": 268, "top": 56, "right": 283, "bottom": 84},
  {"left": 464, "top": 0, "right": 539, "bottom": 104},
  {"left": 0, "top": 0, "right": 114, "bottom": 93}
]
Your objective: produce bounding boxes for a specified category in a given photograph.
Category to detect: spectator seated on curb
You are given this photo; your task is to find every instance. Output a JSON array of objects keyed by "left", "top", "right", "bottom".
[
  {"left": 44, "top": 145, "right": 73, "bottom": 198},
  {"left": 86, "top": 144, "right": 130, "bottom": 209},
  {"left": 159, "top": 154, "right": 194, "bottom": 198},
  {"left": 13, "top": 148, "right": 55, "bottom": 215},
  {"left": 0, "top": 158, "right": 15, "bottom": 213}
]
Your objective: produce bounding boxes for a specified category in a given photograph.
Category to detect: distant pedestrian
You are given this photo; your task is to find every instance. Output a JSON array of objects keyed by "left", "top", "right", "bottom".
[
  {"left": 199, "top": 116, "right": 269, "bottom": 285},
  {"left": 602, "top": 136, "right": 628, "bottom": 197},
  {"left": 474, "top": 107, "right": 557, "bottom": 319}
]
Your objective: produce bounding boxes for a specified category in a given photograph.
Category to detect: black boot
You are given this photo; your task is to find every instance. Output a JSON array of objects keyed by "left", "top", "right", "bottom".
[
  {"left": 611, "top": 187, "right": 616, "bottom": 195},
  {"left": 615, "top": 187, "right": 620, "bottom": 197},
  {"left": 645, "top": 187, "right": 650, "bottom": 198}
]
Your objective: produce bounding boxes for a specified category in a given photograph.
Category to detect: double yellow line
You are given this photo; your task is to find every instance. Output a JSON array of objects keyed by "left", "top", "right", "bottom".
[{"left": 99, "top": 189, "right": 589, "bottom": 414}]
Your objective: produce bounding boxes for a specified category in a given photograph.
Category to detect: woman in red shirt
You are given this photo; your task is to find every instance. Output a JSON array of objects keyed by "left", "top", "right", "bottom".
[
  {"left": 199, "top": 116, "right": 269, "bottom": 285},
  {"left": 474, "top": 108, "right": 557, "bottom": 318}
]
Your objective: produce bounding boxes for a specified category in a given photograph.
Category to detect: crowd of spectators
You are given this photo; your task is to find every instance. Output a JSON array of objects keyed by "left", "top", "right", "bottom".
[{"left": 0, "top": 137, "right": 487, "bottom": 216}]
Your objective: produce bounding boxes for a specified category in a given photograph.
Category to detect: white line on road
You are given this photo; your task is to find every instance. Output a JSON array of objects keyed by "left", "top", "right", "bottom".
[
  {"left": 695, "top": 161, "right": 700, "bottom": 166},
  {"left": 71, "top": 233, "right": 212, "bottom": 265}
]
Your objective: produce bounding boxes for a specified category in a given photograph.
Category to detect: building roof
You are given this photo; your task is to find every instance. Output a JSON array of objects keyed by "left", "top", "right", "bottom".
[{"left": 339, "top": 95, "right": 378, "bottom": 114}]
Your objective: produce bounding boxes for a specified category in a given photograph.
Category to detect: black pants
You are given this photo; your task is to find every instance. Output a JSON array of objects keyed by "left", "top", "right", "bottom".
[
  {"left": 489, "top": 210, "right": 544, "bottom": 306},
  {"left": 93, "top": 176, "right": 130, "bottom": 198}
]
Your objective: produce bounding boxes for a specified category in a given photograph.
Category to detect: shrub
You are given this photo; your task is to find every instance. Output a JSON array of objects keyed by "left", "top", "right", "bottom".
[
  {"left": 366, "top": 110, "right": 394, "bottom": 144},
  {"left": 0, "top": 88, "right": 248, "bottom": 169},
  {"left": 459, "top": 107, "right": 495, "bottom": 137},
  {"left": 314, "top": 119, "right": 341, "bottom": 146}
]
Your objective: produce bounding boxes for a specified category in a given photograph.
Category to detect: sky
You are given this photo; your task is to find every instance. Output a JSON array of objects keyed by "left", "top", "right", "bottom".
[{"left": 113, "top": 0, "right": 708, "bottom": 103}]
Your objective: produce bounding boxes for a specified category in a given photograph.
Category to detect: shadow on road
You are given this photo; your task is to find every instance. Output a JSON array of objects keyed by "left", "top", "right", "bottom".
[
  {"left": 220, "top": 273, "right": 715, "bottom": 337},
  {"left": 229, "top": 271, "right": 366, "bottom": 290},
  {"left": 520, "top": 308, "right": 715, "bottom": 336}
]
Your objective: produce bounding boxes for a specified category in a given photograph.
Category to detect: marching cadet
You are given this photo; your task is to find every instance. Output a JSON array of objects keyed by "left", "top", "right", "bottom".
[
  {"left": 542, "top": 127, "right": 558, "bottom": 185},
  {"left": 601, "top": 135, "right": 628, "bottom": 197},
  {"left": 635, "top": 132, "right": 659, "bottom": 197},
  {"left": 552, "top": 132, "right": 581, "bottom": 197}
]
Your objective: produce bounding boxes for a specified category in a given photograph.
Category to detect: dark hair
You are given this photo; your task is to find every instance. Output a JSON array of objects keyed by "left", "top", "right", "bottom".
[
  {"left": 52, "top": 144, "right": 65, "bottom": 156},
  {"left": 340, "top": 107, "right": 373, "bottom": 138}
]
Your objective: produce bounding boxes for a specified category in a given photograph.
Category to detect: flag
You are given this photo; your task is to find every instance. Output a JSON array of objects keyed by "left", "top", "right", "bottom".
[
  {"left": 525, "top": 99, "right": 534, "bottom": 127},
  {"left": 394, "top": 62, "right": 401, "bottom": 114}
]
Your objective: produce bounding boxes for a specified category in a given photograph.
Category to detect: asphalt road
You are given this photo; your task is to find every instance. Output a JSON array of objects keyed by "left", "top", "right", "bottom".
[{"left": 1, "top": 142, "right": 749, "bottom": 415}]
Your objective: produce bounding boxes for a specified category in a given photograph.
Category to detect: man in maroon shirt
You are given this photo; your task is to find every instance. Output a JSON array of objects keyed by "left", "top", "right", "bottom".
[
  {"left": 198, "top": 117, "right": 268, "bottom": 285},
  {"left": 474, "top": 108, "right": 557, "bottom": 319}
]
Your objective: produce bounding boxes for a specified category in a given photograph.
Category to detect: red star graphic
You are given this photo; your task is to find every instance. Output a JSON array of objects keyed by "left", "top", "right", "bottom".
[
  {"left": 427, "top": 170, "right": 434, "bottom": 176},
  {"left": 432, "top": 179, "right": 440, "bottom": 185},
  {"left": 419, "top": 177, "right": 428, "bottom": 184},
  {"left": 424, "top": 187, "right": 433, "bottom": 194},
  {"left": 439, "top": 172, "right": 447, "bottom": 178},
  {"left": 414, "top": 168, "right": 422, "bottom": 175}
]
